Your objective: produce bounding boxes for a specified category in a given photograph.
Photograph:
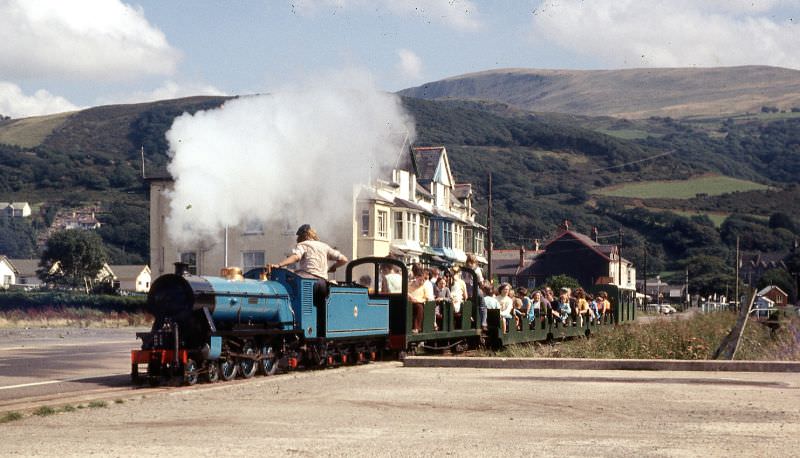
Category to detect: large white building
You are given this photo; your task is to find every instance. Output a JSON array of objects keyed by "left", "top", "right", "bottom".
[
  {"left": 148, "top": 146, "right": 486, "bottom": 278},
  {"left": 354, "top": 146, "right": 486, "bottom": 265}
]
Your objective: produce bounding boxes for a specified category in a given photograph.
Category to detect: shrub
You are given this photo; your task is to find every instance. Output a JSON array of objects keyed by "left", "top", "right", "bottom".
[{"left": 0, "top": 411, "right": 23, "bottom": 423}]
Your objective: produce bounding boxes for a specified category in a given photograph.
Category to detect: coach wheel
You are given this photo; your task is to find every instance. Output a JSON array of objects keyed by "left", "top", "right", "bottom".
[
  {"left": 261, "top": 346, "right": 278, "bottom": 376},
  {"left": 184, "top": 358, "right": 199, "bottom": 386},
  {"left": 206, "top": 361, "right": 220, "bottom": 383},
  {"left": 546, "top": 333, "right": 554, "bottom": 343},
  {"left": 239, "top": 344, "right": 257, "bottom": 379},
  {"left": 584, "top": 328, "right": 591, "bottom": 338},
  {"left": 220, "top": 357, "right": 238, "bottom": 381}
]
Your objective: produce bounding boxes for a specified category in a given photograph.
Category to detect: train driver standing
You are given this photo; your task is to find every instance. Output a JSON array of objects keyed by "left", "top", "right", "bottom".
[{"left": 272, "top": 224, "right": 348, "bottom": 279}]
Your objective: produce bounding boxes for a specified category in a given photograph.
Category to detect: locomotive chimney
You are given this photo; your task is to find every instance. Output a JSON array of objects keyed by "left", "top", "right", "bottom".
[{"left": 174, "top": 262, "right": 190, "bottom": 276}]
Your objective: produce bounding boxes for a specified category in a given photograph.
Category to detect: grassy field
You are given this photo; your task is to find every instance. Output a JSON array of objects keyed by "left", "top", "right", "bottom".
[
  {"left": 0, "top": 112, "right": 74, "bottom": 148},
  {"left": 593, "top": 174, "right": 769, "bottom": 199},
  {"left": 595, "top": 128, "right": 656, "bottom": 140},
  {"left": 662, "top": 209, "right": 729, "bottom": 227},
  {"left": 488, "top": 311, "right": 800, "bottom": 361}
]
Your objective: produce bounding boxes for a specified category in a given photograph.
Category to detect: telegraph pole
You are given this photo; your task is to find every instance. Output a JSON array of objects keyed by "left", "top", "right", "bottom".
[
  {"left": 487, "top": 172, "right": 493, "bottom": 282},
  {"left": 735, "top": 236, "right": 740, "bottom": 311},
  {"left": 618, "top": 228, "right": 623, "bottom": 288},
  {"left": 642, "top": 243, "right": 647, "bottom": 308}
]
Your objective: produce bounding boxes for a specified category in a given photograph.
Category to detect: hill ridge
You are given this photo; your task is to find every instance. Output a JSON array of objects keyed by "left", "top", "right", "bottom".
[{"left": 399, "top": 65, "right": 800, "bottom": 119}]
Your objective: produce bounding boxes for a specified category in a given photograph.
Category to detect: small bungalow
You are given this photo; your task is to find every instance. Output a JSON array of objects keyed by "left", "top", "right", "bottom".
[
  {"left": 0, "top": 256, "right": 18, "bottom": 288},
  {"left": 7, "top": 258, "right": 44, "bottom": 288},
  {"left": 757, "top": 285, "right": 789, "bottom": 307},
  {"left": 108, "top": 265, "right": 152, "bottom": 293}
]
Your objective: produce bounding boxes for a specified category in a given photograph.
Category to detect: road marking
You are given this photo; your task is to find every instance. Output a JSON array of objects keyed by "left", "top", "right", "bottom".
[
  {"left": 0, "top": 340, "right": 137, "bottom": 352},
  {"left": 0, "top": 374, "right": 127, "bottom": 391}
]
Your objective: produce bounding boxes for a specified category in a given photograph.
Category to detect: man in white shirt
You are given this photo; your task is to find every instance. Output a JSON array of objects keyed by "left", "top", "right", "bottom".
[{"left": 273, "top": 224, "right": 348, "bottom": 278}]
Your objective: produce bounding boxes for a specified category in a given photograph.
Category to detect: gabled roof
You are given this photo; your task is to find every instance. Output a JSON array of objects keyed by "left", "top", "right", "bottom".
[
  {"left": 545, "top": 230, "right": 612, "bottom": 261},
  {"left": 7, "top": 258, "right": 40, "bottom": 276},
  {"left": 544, "top": 230, "right": 632, "bottom": 264},
  {"left": 0, "top": 256, "right": 19, "bottom": 274},
  {"left": 757, "top": 285, "right": 789, "bottom": 297},
  {"left": 108, "top": 265, "right": 151, "bottom": 280},
  {"left": 411, "top": 146, "right": 455, "bottom": 187}
]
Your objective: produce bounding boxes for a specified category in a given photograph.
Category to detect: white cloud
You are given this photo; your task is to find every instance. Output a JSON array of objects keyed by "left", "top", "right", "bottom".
[
  {"left": 397, "top": 49, "right": 424, "bottom": 79},
  {"left": 0, "top": 0, "right": 180, "bottom": 81},
  {"left": 98, "top": 80, "right": 228, "bottom": 105},
  {"left": 293, "top": 0, "right": 481, "bottom": 30},
  {"left": 532, "top": 0, "right": 800, "bottom": 69},
  {"left": 0, "top": 82, "right": 80, "bottom": 118}
]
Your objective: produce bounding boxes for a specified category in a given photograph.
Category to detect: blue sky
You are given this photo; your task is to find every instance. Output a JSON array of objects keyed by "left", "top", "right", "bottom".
[{"left": 1, "top": 0, "right": 798, "bottom": 118}]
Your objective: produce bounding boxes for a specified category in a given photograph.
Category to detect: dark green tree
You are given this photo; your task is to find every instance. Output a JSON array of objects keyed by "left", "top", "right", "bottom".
[
  {"left": 544, "top": 274, "right": 581, "bottom": 291},
  {"left": 757, "top": 268, "right": 796, "bottom": 302},
  {"left": 39, "top": 230, "right": 107, "bottom": 288}
]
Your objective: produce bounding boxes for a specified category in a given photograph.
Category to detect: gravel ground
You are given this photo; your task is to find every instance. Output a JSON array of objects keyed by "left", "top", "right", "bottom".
[{"left": 1, "top": 363, "right": 797, "bottom": 457}]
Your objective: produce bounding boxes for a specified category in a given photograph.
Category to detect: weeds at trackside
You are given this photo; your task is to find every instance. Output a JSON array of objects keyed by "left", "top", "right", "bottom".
[{"left": 1, "top": 411, "right": 23, "bottom": 423}]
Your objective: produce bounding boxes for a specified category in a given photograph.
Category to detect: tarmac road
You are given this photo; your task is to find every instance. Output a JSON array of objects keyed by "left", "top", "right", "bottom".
[
  {"left": 0, "top": 328, "right": 146, "bottom": 411},
  {"left": 1, "top": 362, "right": 798, "bottom": 457}
]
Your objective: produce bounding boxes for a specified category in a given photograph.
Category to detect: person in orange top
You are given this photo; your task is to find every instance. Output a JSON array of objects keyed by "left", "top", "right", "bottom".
[{"left": 407, "top": 264, "right": 433, "bottom": 333}]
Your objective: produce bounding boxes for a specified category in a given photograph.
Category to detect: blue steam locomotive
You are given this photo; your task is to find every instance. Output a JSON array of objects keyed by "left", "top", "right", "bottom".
[{"left": 132, "top": 257, "right": 635, "bottom": 385}]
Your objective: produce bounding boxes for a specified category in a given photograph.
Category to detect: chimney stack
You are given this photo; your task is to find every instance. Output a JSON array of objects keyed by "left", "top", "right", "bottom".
[
  {"left": 534, "top": 239, "right": 540, "bottom": 251},
  {"left": 592, "top": 226, "right": 599, "bottom": 243},
  {"left": 519, "top": 246, "right": 525, "bottom": 268}
]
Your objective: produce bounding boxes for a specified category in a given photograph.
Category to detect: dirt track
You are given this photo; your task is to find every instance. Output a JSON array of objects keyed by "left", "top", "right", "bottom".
[{"left": 1, "top": 362, "right": 798, "bottom": 457}]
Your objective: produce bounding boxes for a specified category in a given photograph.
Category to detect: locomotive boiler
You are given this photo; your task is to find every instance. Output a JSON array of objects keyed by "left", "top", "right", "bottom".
[{"left": 131, "top": 262, "right": 389, "bottom": 386}]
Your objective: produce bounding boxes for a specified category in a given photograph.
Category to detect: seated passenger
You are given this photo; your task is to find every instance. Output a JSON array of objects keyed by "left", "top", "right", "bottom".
[
  {"left": 574, "top": 288, "right": 594, "bottom": 326},
  {"left": 479, "top": 282, "right": 498, "bottom": 331},
  {"left": 407, "top": 264, "right": 433, "bottom": 334},
  {"left": 557, "top": 288, "right": 572, "bottom": 325},
  {"left": 380, "top": 264, "right": 403, "bottom": 294},
  {"left": 498, "top": 283, "right": 514, "bottom": 333},
  {"left": 434, "top": 276, "right": 451, "bottom": 331},
  {"left": 512, "top": 297, "right": 525, "bottom": 331},
  {"left": 527, "top": 290, "right": 543, "bottom": 329},
  {"left": 450, "top": 268, "right": 468, "bottom": 328}
]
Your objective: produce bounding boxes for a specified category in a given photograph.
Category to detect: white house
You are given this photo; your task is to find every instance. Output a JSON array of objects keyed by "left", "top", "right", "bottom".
[
  {"left": 0, "top": 256, "right": 18, "bottom": 289},
  {"left": 108, "top": 265, "right": 152, "bottom": 293},
  {"left": 354, "top": 146, "right": 487, "bottom": 266},
  {"left": 0, "top": 202, "right": 31, "bottom": 218},
  {"left": 7, "top": 258, "right": 43, "bottom": 288}
]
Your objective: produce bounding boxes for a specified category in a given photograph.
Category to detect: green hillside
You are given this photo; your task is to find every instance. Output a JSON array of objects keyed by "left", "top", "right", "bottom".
[{"left": 0, "top": 93, "right": 798, "bottom": 294}]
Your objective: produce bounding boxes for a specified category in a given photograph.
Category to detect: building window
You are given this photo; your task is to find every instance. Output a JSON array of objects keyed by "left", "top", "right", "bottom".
[
  {"left": 431, "top": 220, "right": 442, "bottom": 247},
  {"left": 393, "top": 211, "right": 404, "bottom": 240},
  {"left": 2, "top": 275, "right": 10, "bottom": 286},
  {"left": 361, "top": 209, "right": 370, "bottom": 236},
  {"left": 464, "top": 228, "right": 473, "bottom": 252},
  {"left": 242, "top": 219, "right": 264, "bottom": 235},
  {"left": 420, "top": 216, "right": 429, "bottom": 245},
  {"left": 180, "top": 252, "right": 197, "bottom": 275},
  {"left": 475, "top": 231, "right": 485, "bottom": 256},
  {"left": 377, "top": 210, "right": 388, "bottom": 239},
  {"left": 406, "top": 212, "right": 418, "bottom": 241},
  {"left": 242, "top": 251, "right": 266, "bottom": 271},
  {"left": 443, "top": 221, "right": 453, "bottom": 248}
]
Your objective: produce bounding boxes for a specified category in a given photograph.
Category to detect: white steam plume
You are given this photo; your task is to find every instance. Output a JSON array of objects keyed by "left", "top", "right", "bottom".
[{"left": 165, "top": 70, "right": 415, "bottom": 248}]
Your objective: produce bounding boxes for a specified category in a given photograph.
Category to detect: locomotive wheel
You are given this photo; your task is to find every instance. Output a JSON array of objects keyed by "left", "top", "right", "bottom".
[
  {"left": 184, "top": 359, "right": 199, "bottom": 386},
  {"left": 239, "top": 345, "right": 257, "bottom": 379},
  {"left": 206, "top": 361, "right": 220, "bottom": 383},
  {"left": 131, "top": 364, "right": 143, "bottom": 385},
  {"left": 220, "top": 358, "right": 238, "bottom": 381},
  {"left": 260, "top": 346, "right": 278, "bottom": 376}
]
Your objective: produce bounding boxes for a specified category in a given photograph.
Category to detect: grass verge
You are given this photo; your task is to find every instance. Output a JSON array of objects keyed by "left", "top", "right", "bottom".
[{"left": 490, "top": 312, "right": 800, "bottom": 360}]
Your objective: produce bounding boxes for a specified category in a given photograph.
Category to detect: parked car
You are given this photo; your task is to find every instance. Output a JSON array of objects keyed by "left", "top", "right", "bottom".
[{"left": 659, "top": 304, "right": 677, "bottom": 314}]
